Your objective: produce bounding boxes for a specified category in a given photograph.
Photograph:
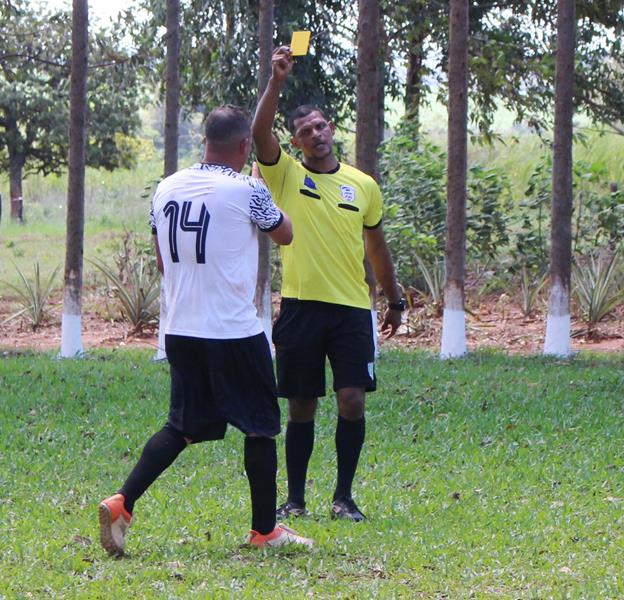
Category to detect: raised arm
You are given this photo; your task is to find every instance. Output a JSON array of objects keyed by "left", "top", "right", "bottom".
[
  {"left": 252, "top": 46, "right": 294, "bottom": 164},
  {"left": 364, "top": 224, "right": 402, "bottom": 338}
]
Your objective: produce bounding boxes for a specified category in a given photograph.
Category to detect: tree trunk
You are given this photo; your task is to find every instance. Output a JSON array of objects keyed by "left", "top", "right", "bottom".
[
  {"left": 255, "top": 0, "right": 274, "bottom": 349},
  {"left": 544, "top": 0, "right": 575, "bottom": 357},
  {"left": 356, "top": 0, "right": 381, "bottom": 181},
  {"left": 9, "top": 153, "right": 24, "bottom": 222},
  {"left": 164, "top": 0, "right": 180, "bottom": 178},
  {"left": 440, "top": 0, "right": 469, "bottom": 359},
  {"left": 155, "top": 0, "right": 180, "bottom": 361},
  {"left": 60, "top": 0, "right": 88, "bottom": 358},
  {"left": 405, "top": 38, "right": 426, "bottom": 133}
]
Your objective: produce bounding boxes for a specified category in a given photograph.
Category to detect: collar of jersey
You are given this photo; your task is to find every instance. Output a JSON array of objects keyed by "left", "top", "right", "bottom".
[{"left": 301, "top": 161, "right": 341, "bottom": 175}]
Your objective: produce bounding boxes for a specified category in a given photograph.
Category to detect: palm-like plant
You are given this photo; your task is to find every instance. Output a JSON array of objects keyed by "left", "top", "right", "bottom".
[
  {"left": 519, "top": 267, "right": 548, "bottom": 318},
  {"left": 415, "top": 253, "right": 444, "bottom": 315},
  {"left": 572, "top": 249, "right": 624, "bottom": 334},
  {"left": 2, "top": 263, "right": 60, "bottom": 330},
  {"left": 90, "top": 257, "right": 160, "bottom": 334}
]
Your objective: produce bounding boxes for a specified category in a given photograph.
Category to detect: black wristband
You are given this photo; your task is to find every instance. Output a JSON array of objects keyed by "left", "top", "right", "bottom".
[{"left": 388, "top": 298, "right": 407, "bottom": 312}]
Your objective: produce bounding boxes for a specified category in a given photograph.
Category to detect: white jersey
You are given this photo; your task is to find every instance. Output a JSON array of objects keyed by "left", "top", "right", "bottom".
[{"left": 150, "top": 163, "right": 282, "bottom": 339}]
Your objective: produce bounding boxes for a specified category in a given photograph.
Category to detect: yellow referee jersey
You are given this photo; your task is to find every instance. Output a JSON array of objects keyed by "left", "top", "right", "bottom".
[{"left": 258, "top": 150, "right": 383, "bottom": 309}]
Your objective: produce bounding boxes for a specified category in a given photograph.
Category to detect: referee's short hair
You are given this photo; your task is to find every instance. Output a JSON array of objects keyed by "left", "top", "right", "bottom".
[
  {"left": 204, "top": 105, "right": 251, "bottom": 146},
  {"left": 288, "top": 105, "right": 329, "bottom": 135}
]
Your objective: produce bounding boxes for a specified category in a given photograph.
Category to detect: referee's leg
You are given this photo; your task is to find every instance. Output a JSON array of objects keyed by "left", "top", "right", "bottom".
[{"left": 334, "top": 388, "right": 366, "bottom": 503}]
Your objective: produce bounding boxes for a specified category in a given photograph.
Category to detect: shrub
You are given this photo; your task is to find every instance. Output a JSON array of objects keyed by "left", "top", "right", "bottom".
[{"left": 2, "top": 262, "right": 59, "bottom": 330}]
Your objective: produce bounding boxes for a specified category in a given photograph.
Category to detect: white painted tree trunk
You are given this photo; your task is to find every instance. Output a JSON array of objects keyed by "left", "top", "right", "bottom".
[
  {"left": 440, "top": 284, "right": 467, "bottom": 359},
  {"left": 60, "top": 304, "right": 83, "bottom": 357},
  {"left": 544, "top": 279, "right": 571, "bottom": 356},
  {"left": 258, "top": 284, "right": 274, "bottom": 357},
  {"left": 154, "top": 280, "right": 168, "bottom": 361}
]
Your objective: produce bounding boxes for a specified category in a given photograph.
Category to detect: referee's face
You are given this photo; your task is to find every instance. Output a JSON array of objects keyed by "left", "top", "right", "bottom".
[{"left": 291, "top": 111, "right": 335, "bottom": 160}]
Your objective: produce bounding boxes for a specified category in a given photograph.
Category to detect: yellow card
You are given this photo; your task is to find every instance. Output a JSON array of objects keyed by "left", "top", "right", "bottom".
[{"left": 290, "top": 31, "right": 311, "bottom": 56}]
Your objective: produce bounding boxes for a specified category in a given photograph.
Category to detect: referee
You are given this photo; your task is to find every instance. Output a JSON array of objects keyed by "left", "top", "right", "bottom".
[
  {"left": 253, "top": 48, "right": 404, "bottom": 522},
  {"left": 98, "top": 105, "right": 312, "bottom": 555}
]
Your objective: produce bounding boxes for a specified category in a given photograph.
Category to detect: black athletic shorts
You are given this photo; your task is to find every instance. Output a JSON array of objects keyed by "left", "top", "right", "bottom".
[
  {"left": 165, "top": 333, "right": 280, "bottom": 441},
  {"left": 272, "top": 298, "right": 376, "bottom": 398}
]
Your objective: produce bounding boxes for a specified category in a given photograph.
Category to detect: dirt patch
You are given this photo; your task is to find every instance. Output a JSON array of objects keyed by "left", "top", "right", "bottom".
[{"left": 1, "top": 291, "right": 622, "bottom": 355}]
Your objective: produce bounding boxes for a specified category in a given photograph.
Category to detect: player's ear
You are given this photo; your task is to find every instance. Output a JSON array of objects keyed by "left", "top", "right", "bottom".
[
  {"left": 329, "top": 121, "right": 336, "bottom": 134},
  {"left": 291, "top": 135, "right": 301, "bottom": 149}
]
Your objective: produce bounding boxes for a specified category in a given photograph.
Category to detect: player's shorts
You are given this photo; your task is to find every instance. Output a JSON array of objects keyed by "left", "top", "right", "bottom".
[
  {"left": 165, "top": 333, "right": 280, "bottom": 441},
  {"left": 272, "top": 298, "right": 376, "bottom": 399}
]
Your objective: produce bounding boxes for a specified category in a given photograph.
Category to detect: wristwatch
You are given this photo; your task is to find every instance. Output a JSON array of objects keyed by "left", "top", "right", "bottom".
[{"left": 388, "top": 298, "right": 407, "bottom": 312}]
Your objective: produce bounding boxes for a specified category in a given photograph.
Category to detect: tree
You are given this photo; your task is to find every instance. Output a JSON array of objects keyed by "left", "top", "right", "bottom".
[
  {"left": 132, "top": 0, "right": 357, "bottom": 129},
  {"left": 356, "top": 0, "right": 381, "bottom": 181},
  {"left": 383, "top": 1, "right": 624, "bottom": 141},
  {"left": 60, "top": 0, "right": 88, "bottom": 358},
  {"left": 0, "top": 2, "right": 141, "bottom": 220},
  {"left": 544, "top": 0, "right": 575, "bottom": 357},
  {"left": 163, "top": 0, "right": 180, "bottom": 177},
  {"left": 440, "top": 0, "right": 469, "bottom": 359},
  {"left": 254, "top": 0, "right": 274, "bottom": 348}
]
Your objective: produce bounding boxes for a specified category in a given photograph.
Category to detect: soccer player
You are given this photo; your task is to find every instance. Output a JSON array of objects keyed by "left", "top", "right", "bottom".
[
  {"left": 252, "top": 48, "right": 405, "bottom": 522},
  {"left": 98, "top": 105, "right": 313, "bottom": 556}
]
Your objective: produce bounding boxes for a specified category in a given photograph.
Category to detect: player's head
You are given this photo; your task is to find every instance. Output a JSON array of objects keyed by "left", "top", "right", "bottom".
[
  {"left": 203, "top": 105, "right": 252, "bottom": 170},
  {"left": 288, "top": 105, "right": 335, "bottom": 161}
]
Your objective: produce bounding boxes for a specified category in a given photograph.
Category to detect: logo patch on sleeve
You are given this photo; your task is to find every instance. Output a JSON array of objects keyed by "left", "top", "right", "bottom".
[{"left": 340, "top": 185, "right": 356, "bottom": 202}]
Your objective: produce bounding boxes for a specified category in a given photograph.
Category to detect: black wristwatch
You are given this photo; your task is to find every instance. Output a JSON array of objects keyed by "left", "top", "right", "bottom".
[{"left": 388, "top": 298, "right": 407, "bottom": 312}]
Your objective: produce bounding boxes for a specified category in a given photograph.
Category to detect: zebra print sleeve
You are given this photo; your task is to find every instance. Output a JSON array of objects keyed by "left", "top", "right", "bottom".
[{"left": 248, "top": 178, "right": 283, "bottom": 232}]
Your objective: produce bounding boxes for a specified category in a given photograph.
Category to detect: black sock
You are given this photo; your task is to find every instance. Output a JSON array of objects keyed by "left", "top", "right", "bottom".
[
  {"left": 285, "top": 420, "right": 315, "bottom": 506},
  {"left": 244, "top": 436, "right": 277, "bottom": 535},
  {"left": 334, "top": 415, "right": 365, "bottom": 501},
  {"left": 119, "top": 425, "right": 187, "bottom": 514}
]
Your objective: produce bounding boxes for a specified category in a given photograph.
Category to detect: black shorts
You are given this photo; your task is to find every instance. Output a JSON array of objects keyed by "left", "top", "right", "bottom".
[
  {"left": 272, "top": 298, "right": 376, "bottom": 398},
  {"left": 165, "top": 333, "right": 280, "bottom": 441}
]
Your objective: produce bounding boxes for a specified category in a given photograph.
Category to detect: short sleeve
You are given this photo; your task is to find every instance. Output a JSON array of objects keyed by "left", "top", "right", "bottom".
[
  {"left": 248, "top": 178, "right": 283, "bottom": 232},
  {"left": 256, "top": 149, "right": 295, "bottom": 207},
  {"left": 363, "top": 179, "right": 383, "bottom": 229}
]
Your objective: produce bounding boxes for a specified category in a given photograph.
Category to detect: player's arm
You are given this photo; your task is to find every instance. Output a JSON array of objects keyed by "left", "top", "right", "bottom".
[
  {"left": 364, "top": 224, "right": 402, "bottom": 338},
  {"left": 252, "top": 46, "right": 293, "bottom": 164},
  {"left": 266, "top": 210, "right": 293, "bottom": 246}
]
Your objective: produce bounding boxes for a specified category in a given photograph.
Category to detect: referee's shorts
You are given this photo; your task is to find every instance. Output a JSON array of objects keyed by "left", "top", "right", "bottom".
[
  {"left": 165, "top": 332, "right": 280, "bottom": 441},
  {"left": 272, "top": 298, "right": 376, "bottom": 399}
]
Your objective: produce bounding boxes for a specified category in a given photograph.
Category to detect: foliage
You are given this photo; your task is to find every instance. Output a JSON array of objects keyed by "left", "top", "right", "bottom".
[
  {"left": 572, "top": 249, "right": 624, "bottom": 331},
  {"left": 467, "top": 164, "right": 512, "bottom": 263},
  {"left": 1, "top": 262, "right": 59, "bottom": 329},
  {"left": 131, "top": 0, "right": 357, "bottom": 130},
  {"left": 511, "top": 155, "right": 624, "bottom": 275},
  {"left": 380, "top": 120, "right": 511, "bottom": 288},
  {"left": 383, "top": 1, "right": 624, "bottom": 141},
  {"left": 2, "top": 350, "right": 624, "bottom": 597},
  {"left": 0, "top": 1, "right": 142, "bottom": 189},
  {"left": 90, "top": 232, "right": 160, "bottom": 333}
]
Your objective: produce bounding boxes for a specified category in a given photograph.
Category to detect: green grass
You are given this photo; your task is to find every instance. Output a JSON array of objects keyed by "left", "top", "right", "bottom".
[{"left": 1, "top": 349, "right": 623, "bottom": 598}]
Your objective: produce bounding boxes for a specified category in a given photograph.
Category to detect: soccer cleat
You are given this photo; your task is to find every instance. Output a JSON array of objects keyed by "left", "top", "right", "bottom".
[
  {"left": 98, "top": 493, "right": 133, "bottom": 556},
  {"left": 247, "top": 523, "right": 314, "bottom": 548},
  {"left": 331, "top": 496, "right": 366, "bottom": 522},
  {"left": 276, "top": 500, "right": 310, "bottom": 520}
]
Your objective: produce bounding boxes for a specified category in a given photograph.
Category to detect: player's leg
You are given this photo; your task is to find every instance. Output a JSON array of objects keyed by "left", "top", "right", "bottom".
[
  {"left": 272, "top": 299, "right": 327, "bottom": 518},
  {"left": 98, "top": 424, "right": 189, "bottom": 556},
  {"left": 327, "top": 305, "right": 376, "bottom": 522},
  {"left": 244, "top": 434, "right": 313, "bottom": 548}
]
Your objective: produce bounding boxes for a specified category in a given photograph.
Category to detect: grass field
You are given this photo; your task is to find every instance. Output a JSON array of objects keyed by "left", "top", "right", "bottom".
[{"left": 1, "top": 349, "right": 623, "bottom": 598}]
